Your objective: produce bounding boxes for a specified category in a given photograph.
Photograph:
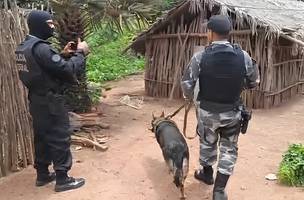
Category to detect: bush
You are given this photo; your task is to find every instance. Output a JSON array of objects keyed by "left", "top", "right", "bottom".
[{"left": 278, "top": 144, "right": 304, "bottom": 186}]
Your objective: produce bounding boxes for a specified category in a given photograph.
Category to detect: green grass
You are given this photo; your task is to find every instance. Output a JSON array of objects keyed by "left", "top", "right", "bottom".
[
  {"left": 86, "top": 30, "right": 145, "bottom": 84},
  {"left": 278, "top": 144, "right": 304, "bottom": 187}
]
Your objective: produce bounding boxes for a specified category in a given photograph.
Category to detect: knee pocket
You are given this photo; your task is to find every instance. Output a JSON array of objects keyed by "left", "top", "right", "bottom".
[
  {"left": 201, "top": 127, "right": 218, "bottom": 144},
  {"left": 220, "top": 120, "right": 241, "bottom": 137}
]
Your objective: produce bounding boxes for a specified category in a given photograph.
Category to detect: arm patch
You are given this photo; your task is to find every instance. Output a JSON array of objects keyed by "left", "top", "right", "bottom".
[{"left": 51, "top": 54, "right": 62, "bottom": 63}]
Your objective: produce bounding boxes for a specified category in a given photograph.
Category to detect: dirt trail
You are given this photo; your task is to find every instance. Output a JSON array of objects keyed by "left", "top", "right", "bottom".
[{"left": 0, "top": 74, "right": 303, "bottom": 200}]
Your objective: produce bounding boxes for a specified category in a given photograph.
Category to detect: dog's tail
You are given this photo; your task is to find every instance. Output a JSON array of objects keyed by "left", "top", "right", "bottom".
[{"left": 174, "top": 168, "right": 183, "bottom": 187}]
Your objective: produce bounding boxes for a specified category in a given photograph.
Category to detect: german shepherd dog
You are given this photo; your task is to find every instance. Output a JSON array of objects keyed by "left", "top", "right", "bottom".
[{"left": 150, "top": 111, "right": 189, "bottom": 199}]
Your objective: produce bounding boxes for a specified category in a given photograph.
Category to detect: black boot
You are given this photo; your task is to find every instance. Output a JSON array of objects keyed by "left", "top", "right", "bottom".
[
  {"left": 55, "top": 171, "right": 85, "bottom": 192},
  {"left": 36, "top": 172, "right": 56, "bottom": 187},
  {"left": 213, "top": 172, "right": 230, "bottom": 200},
  {"left": 55, "top": 177, "right": 85, "bottom": 192},
  {"left": 194, "top": 166, "right": 214, "bottom": 185}
]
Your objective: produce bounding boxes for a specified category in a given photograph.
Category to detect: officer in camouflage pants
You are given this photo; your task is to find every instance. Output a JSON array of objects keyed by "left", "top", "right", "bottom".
[
  {"left": 198, "top": 109, "right": 241, "bottom": 175},
  {"left": 181, "top": 15, "right": 259, "bottom": 200}
]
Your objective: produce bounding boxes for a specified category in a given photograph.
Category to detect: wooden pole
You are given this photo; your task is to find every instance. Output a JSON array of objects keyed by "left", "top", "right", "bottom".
[
  {"left": 265, "top": 39, "right": 274, "bottom": 108},
  {"left": 4, "top": 0, "right": 8, "bottom": 10},
  {"left": 280, "top": 34, "right": 304, "bottom": 47}
]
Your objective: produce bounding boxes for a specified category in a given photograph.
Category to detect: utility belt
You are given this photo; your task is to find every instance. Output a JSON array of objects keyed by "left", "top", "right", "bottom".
[
  {"left": 199, "top": 99, "right": 240, "bottom": 113},
  {"left": 29, "top": 90, "right": 66, "bottom": 116},
  {"left": 199, "top": 98, "right": 252, "bottom": 134}
]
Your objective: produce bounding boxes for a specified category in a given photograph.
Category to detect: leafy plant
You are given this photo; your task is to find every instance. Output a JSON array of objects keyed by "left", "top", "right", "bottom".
[
  {"left": 48, "top": 0, "right": 159, "bottom": 113},
  {"left": 87, "top": 81, "right": 103, "bottom": 105},
  {"left": 278, "top": 144, "right": 304, "bottom": 186},
  {"left": 51, "top": 0, "right": 162, "bottom": 34},
  {"left": 86, "top": 29, "right": 145, "bottom": 83},
  {"left": 162, "top": 0, "right": 181, "bottom": 9}
]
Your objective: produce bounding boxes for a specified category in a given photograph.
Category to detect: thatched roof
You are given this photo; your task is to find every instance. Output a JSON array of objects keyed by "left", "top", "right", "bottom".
[{"left": 129, "top": 0, "right": 304, "bottom": 54}]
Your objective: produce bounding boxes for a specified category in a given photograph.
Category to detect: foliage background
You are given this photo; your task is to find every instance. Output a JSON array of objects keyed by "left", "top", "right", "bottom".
[{"left": 278, "top": 144, "right": 304, "bottom": 187}]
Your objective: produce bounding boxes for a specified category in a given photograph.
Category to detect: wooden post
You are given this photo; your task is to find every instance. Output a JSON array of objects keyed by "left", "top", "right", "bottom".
[
  {"left": 4, "top": 0, "right": 8, "bottom": 10},
  {"left": 265, "top": 39, "right": 274, "bottom": 108},
  {"left": 169, "top": 33, "right": 190, "bottom": 99}
]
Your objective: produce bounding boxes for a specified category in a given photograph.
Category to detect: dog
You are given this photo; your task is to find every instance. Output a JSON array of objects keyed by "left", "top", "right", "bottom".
[{"left": 150, "top": 111, "right": 189, "bottom": 199}]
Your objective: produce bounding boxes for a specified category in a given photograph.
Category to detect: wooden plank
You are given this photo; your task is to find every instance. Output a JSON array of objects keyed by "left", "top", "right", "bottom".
[
  {"left": 280, "top": 34, "right": 304, "bottom": 47},
  {"left": 273, "top": 59, "right": 304, "bottom": 67},
  {"left": 265, "top": 81, "right": 304, "bottom": 96},
  {"left": 146, "top": 29, "right": 261, "bottom": 40}
]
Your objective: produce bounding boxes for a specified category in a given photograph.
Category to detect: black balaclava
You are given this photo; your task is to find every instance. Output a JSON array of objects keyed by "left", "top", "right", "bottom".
[{"left": 27, "top": 10, "right": 54, "bottom": 40}]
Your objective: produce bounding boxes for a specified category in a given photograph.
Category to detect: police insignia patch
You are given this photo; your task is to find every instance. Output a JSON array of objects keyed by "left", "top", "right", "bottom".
[{"left": 51, "top": 54, "right": 61, "bottom": 63}]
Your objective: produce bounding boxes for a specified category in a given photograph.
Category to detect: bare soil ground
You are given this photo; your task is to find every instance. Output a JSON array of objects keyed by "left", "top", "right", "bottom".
[{"left": 1, "top": 74, "right": 304, "bottom": 200}]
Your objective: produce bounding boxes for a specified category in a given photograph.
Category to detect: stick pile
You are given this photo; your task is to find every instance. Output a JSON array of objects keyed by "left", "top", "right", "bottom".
[{"left": 69, "top": 112, "right": 109, "bottom": 151}]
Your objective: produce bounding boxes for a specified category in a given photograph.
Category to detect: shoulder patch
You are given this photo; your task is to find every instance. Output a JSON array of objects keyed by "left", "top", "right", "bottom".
[{"left": 51, "top": 54, "right": 62, "bottom": 63}]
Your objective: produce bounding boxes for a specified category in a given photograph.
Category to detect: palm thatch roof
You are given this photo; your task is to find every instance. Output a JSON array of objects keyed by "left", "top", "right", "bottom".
[{"left": 129, "top": 0, "right": 304, "bottom": 54}]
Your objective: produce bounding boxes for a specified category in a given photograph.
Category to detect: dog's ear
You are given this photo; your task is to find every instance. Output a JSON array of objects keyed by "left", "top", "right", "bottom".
[
  {"left": 161, "top": 110, "right": 165, "bottom": 117},
  {"left": 152, "top": 112, "right": 156, "bottom": 120}
]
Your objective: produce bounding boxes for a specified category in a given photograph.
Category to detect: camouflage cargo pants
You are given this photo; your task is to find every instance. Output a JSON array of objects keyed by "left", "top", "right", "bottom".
[{"left": 197, "top": 108, "right": 242, "bottom": 175}]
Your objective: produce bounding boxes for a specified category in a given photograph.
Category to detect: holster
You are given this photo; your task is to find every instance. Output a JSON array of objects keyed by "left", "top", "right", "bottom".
[
  {"left": 18, "top": 70, "right": 31, "bottom": 88},
  {"left": 240, "top": 105, "right": 252, "bottom": 134}
]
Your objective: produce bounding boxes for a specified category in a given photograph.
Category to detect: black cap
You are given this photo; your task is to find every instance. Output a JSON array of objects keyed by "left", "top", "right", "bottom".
[{"left": 207, "top": 15, "right": 232, "bottom": 35}]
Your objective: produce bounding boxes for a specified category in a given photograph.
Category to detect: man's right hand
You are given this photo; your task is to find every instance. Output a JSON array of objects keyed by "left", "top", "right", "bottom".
[
  {"left": 77, "top": 38, "right": 90, "bottom": 56},
  {"left": 62, "top": 41, "right": 76, "bottom": 54}
]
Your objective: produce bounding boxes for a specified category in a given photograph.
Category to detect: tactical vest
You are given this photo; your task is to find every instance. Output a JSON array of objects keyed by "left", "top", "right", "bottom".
[
  {"left": 15, "top": 36, "right": 61, "bottom": 95},
  {"left": 198, "top": 43, "right": 246, "bottom": 112}
]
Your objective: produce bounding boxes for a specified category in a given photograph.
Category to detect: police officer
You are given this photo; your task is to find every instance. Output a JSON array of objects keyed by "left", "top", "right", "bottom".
[
  {"left": 181, "top": 15, "right": 259, "bottom": 200},
  {"left": 15, "top": 10, "right": 90, "bottom": 192}
]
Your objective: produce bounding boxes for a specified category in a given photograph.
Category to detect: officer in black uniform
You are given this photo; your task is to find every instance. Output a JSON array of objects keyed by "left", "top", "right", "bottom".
[
  {"left": 15, "top": 10, "right": 90, "bottom": 192},
  {"left": 181, "top": 15, "right": 259, "bottom": 200}
]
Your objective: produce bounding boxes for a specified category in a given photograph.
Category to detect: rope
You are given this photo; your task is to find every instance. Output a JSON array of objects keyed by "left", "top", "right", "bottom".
[
  {"left": 166, "top": 102, "right": 189, "bottom": 118},
  {"left": 182, "top": 101, "right": 197, "bottom": 140},
  {"left": 144, "top": 78, "right": 173, "bottom": 85}
]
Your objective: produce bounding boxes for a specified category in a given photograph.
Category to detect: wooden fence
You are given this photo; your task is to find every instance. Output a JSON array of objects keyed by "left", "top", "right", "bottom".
[
  {"left": 143, "top": 12, "right": 304, "bottom": 109},
  {"left": 0, "top": 6, "right": 34, "bottom": 178}
]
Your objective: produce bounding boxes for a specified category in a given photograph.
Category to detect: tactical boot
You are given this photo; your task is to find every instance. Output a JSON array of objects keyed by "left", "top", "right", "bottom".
[
  {"left": 55, "top": 177, "right": 85, "bottom": 192},
  {"left": 36, "top": 172, "right": 56, "bottom": 187},
  {"left": 194, "top": 166, "right": 214, "bottom": 185},
  {"left": 213, "top": 172, "right": 230, "bottom": 200}
]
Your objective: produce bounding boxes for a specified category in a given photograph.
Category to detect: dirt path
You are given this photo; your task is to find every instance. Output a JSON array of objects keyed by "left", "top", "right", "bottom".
[{"left": 1, "top": 74, "right": 304, "bottom": 200}]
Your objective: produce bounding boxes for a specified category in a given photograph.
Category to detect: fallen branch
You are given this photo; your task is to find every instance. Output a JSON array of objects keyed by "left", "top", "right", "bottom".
[
  {"left": 71, "top": 135, "right": 108, "bottom": 151},
  {"left": 89, "top": 132, "right": 98, "bottom": 151},
  {"left": 81, "top": 120, "right": 110, "bottom": 129},
  {"left": 69, "top": 112, "right": 110, "bottom": 132},
  {"left": 119, "top": 95, "right": 144, "bottom": 110}
]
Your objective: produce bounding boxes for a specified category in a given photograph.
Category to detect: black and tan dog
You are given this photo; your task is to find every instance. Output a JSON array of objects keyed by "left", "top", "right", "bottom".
[{"left": 150, "top": 111, "right": 189, "bottom": 199}]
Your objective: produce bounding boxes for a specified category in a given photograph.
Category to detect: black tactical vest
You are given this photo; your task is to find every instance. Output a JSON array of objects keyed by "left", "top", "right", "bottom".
[
  {"left": 15, "top": 36, "right": 60, "bottom": 95},
  {"left": 198, "top": 43, "right": 246, "bottom": 112}
]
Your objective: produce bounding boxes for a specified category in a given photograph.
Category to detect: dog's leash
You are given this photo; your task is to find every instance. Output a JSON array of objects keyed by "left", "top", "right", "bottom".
[
  {"left": 165, "top": 101, "right": 198, "bottom": 140},
  {"left": 182, "top": 101, "right": 197, "bottom": 139},
  {"left": 166, "top": 101, "right": 189, "bottom": 119}
]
